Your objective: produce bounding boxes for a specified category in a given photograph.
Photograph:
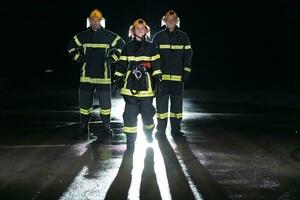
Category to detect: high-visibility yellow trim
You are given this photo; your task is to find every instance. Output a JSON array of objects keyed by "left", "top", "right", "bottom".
[
  {"left": 100, "top": 108, "right": 111, "bottom": 115},
  {"left": 159, "top": 44, "right": 185, "bottom": 49},
  {"left": 123, "top": 70, "right": 131, "bottom": 89},
  {"left": 111, "top": 36, "right": 121, "bottom": 47},
  {"left": 184, "top": 67, "right": 191, "bottom": 72},
  {"left": 80, "top": 107, "right": 93, "bottom": 115},
  {"left": 162, "top": 74, "right": 182, "bottom": 81},
  {"left": 156, "top": 112, "right": 168, "bottom": 119},
  {"left": 112, "top": 54, "right": 118, "bottom": 61},
  {"left": 114, "top": 71, "right": 124, "bottom": 77},
  {"left": 170, "top": 112, "right": 183, "bottom": 119},
  {"left": 82, "top": 63, "right": 86, "bottom": 77},
  {"left": 104, "top": 62, "right": 108, "bottom": 79},
  {"left": 68, "top": 48, "right": 76, "bottom": 53},
  {"left": 185, "top": 45, "right": 192, "bottom": 49},
  {"left": 159, "top": 44, "right": 171, "bottom": 49},
  {"left": 80, "top": 77, "right": 111, "bottom": 84},
  {"left": 120, "top": 56, "right": 127, "bottom": 61},
  {"left": 120, "top": 88, "right": 154, "bottom": 97},
  {"left": 144, "top": 124, "right": 155, "bottom": 129},
  {"left": 121, "top": 71, "right": 153, "bottom": 97},
  {"left": 151, "top": 54, "right": 160, "bottom": 61},
  {"left": 127, "top": 56, "right": 151, "bottom": 61},
  {"left": 74, "top": 53, "right": 80, "bottom": 61},
  {"left": 83, "top": 43, "right": 110, "bottom": 48},
  {"left": 119, "top": 56, "right": 159, "bottom": 62},
  {"left": 153, "top": 69, "right": 162, "bottom": 76},
  {"left": 74, "top": 36, "right": 82, "bottom": 46},
  {"left": 116, "top": 49, "right": 122, "bottom": 53},
  {"left": 171, "top": 45, "right": 184, "bottom": 49},
  {"left": 147, "top": 72, "right": 153, "bottom": 91},
  {"left": 124, "top": 126, "right": 137, "bottom": 133}
]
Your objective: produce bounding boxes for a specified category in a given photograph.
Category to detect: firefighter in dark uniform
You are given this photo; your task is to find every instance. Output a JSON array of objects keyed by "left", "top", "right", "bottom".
[
  {"left": 67, "top": 9, "right": 125, "bottom": 138},
  {"left": 113, "top": 19, "right": 162, "bottom": 148},
  {"left": 152, "top": 10, "right": 193, "bottom": 137}
]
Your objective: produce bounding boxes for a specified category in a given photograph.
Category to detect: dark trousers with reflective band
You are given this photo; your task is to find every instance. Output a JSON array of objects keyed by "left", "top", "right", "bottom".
[
  {"left": 79, "top": 83, "right": 111, "bottom": 127},
  {"left": 123, "top": 96, "right": 155, "bottom": 137},
  {"left": 156, "top": 81, "right": 183, "bottom": 132}
]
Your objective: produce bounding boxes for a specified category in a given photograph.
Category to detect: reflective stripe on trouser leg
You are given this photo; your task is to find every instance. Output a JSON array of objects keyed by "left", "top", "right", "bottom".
[
  {"left": 123, "top": 98, "right": 139, "bottom": 134},
  {"left": 170, "top": 94, "right": 183, "bottom": 131},
  {"left": 140, "top": 98, "right": 155, "bottom": 132},
  {"left": 96, "top": 88, "right": 112, "bottom": 124},
  {"left": 80, "top": 83, "right": 95, "bottom": 125},
  {"left": 123, "top": 98, "right": 139, "bottom": 145},
  {"left": 156, "top": 94, "right": 169, "bottom": 132}
]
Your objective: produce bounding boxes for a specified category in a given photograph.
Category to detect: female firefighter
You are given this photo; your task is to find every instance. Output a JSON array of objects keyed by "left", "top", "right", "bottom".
[{"left": 113, "top": 19, "right": 162, "bottom": 148}]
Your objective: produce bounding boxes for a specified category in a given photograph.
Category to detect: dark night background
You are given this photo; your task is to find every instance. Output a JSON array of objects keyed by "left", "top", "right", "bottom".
[
  {"left": 1, "top": 2, "right": 300, "bottom": 199},
  {"left": 1, "top": 0, "right": 300, "bottom": 91}
]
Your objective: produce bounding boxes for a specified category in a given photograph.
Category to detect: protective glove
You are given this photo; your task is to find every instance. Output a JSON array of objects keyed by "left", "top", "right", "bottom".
[
  {"left": 112, "top": 75, "right": 123, "bottom": 87},
  {"left": 153, "top": 74, "right": 162, "bottom": 96},
  {"left": 153, "top": 74, "right": 162, "bottom": 85},
  {"left": 182, "top": 71, "right": 191, "bottom": 82},
  {"left": 112, "top": 75, "right": 123, "bottom": 97},
  {"left": 106, "top": 57, "right": 114, "bottom": 67},
  {"left": 76, "top": 54, "right": 85, "bottom": 63}
]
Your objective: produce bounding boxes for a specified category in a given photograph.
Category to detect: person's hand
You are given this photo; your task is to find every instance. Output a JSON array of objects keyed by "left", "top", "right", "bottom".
[
  {"left": 153, "top": 74, "right": 162, "bottom": 85},
  {"left": 77, "top": 55, "right": 85, "bottom": 63},
  {"left": 106, "top": 57, "right": 114, "bottom": 67},
  {"left": 112, "top": 76, "right": 122, "bottom": 97},
  {"left": 112, "top": 76, "right": 122, "bottom": 88},
  {"left": 153, "top": 74, "right": 162, "bottom": 96},
  {"left": 182, "top": 71, "right": 190, "bottom": 82}
]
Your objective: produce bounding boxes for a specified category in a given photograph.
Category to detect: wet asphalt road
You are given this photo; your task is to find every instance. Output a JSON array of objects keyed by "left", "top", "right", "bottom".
[{"left": 0, "top": 89, "right": 299, "bottom": 199}]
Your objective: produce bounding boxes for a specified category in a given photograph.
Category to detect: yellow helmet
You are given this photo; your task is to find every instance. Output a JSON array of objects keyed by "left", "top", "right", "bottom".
[
  {"left": 132, "top": 19, "right": 149, "bottom": 29},
  {"left": 164, "top": 10, "right": 178, "bottom": 18},
  {"left": 89, "top": 9, "right": 103, "bottom": 20},
  {"left": 129, "top": 18, "right": 150, "bottom": 38},
  {"left": 161, "top": 10, "right": 180, "bottom": 27}
]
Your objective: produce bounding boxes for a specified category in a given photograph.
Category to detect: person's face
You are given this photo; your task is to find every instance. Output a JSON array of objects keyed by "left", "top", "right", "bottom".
[
  {"left": 165, "top": 15, "right": 177, "bottom": 30},
  {"left": 134, "top": 24, "right": 146, "bottom": 38},
  {"left": 89, "top": 17, "right": 101, "bottom": 30}
]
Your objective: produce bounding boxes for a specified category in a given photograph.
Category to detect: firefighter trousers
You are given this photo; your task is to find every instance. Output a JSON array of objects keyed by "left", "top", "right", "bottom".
[
  {"left": 79, "top": 83, "right": 111, "bottom": 128},
  {"left": 156, "top": 93, "right": 183, "bottom": 133},
  {"left": 122, "top": 96, "right": 155, "bottom": 140}
]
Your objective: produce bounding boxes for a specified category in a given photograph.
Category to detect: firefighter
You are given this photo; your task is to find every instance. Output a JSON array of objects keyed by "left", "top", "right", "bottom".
[
  {"left": 113, "top": 19, "right": 162, "bottom": 148},
  {"left": 67, "top": 9, "right": 125, "bottom": 139},
  {"left": 152, "top": 10, "right": 193, "bottom": 137}
]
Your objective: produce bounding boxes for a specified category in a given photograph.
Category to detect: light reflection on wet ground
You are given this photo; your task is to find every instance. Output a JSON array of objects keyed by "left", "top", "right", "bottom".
[{"left": 0, "top": 91, "right": 300, "bottom": 199}]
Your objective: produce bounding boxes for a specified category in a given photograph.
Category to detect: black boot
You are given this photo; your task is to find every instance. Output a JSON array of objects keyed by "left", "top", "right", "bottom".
[
  {"left": 103, "top": 123, "right": 114, "bottom": 136},
  {"left": 156, "top": 119, "right": 167, "bottom": 138},
  {"left": 155, "top": 128, "right": 166, "bottom": 138},
  {"left": 78, "top": 123, "right": 89, "bottom": 140},
  {"left": 171, "top": 129, "right": 184, "bottom": 137},
  {"left": 144, "top": 128, "right": 153, "bottom": 143},
  {"left": 126, "top": 134, "right": 137, "bottom": 149},
  {"left": 79, "top": 123, "right": 97, "bottom": 141}
]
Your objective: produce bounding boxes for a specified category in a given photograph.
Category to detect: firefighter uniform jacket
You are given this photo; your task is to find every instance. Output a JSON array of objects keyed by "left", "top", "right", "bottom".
[
  {"left": 114, "top": 39, "right": 162, "bottom": 97},
  {"left": 152, "top": 28, "right": 193, "bottom": 82},
  {"left": 67, "top": 27, "right": 125, "bottom": 85}
]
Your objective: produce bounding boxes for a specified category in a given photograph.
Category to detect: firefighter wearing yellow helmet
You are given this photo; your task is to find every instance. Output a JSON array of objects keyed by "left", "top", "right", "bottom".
[
  {"left": 90, "top": 9, "right": 102, "bottom": 19},
  {"left": 152, "top": 10, "right": 193, "bottom": 137},
  {"left": 113, "top": 18, "right": 162, "bottom": 148},
  {"left": 67, "top": 9, "right": 125, "bottom": 139},
  {"left": 128, "top": 19, "right": 151, "bottom": 38}
]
